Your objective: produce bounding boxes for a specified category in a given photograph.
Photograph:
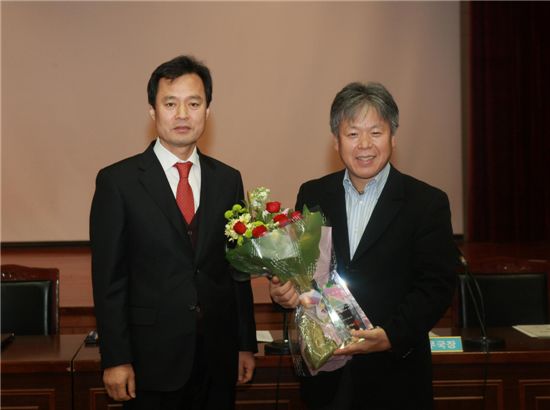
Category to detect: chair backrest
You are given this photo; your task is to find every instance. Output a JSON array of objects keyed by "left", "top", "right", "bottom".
[
  {"left": 1, "top": 264, "right": 59, "bottom": 335},
  {"left": 458, "top": 272, "right": 549, "bottom": 328}
]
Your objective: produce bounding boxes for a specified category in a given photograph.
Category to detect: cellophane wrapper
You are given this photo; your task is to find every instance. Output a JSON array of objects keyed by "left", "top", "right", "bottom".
[{"left": 226, "top": 208, "right": 373, "bottom": 375}]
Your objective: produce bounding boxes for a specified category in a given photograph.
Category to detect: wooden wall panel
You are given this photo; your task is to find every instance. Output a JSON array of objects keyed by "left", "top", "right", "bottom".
[
  {"left": 2, "top": 242, "right": 548, "bottom": 331},
  {"left": 0, "top": 247, "right": 273, "bottom": 306}
]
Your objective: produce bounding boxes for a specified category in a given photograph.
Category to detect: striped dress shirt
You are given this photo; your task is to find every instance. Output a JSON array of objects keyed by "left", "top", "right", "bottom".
[{"left": 343, "top": 163, "right": 390, "bottom": 259}]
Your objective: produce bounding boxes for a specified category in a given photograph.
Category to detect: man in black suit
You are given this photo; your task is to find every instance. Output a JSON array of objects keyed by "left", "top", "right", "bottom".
[
  {"left": 270, "top": 82, "right": 457, "bottom": 409},
  {"left": 90, "top": 55, "right": 257, "bottom": 410}
]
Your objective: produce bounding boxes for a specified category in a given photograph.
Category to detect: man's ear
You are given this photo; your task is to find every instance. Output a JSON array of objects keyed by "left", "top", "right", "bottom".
[
  {"left": 206, "top": 107, "right": 210, "bottom": 120},
  {"left": 149, "top": 106, "right": 156, "bottom": 121},
  {"left": 332, "top": 134, "right": 340, "bottom": 153}
]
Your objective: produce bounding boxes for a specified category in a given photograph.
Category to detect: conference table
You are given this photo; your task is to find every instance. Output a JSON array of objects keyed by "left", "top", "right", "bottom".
[
  {"left": 2, "top": 328, "right": 550, "bottom": 410},
  {"left": 1, "top": 333, "right": 85, "bottom": 409}
]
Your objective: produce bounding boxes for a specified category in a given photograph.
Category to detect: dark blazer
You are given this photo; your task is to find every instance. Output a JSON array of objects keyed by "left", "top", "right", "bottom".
[
  {"left": 296, "top": 165, "right": 457, "bottom": 409},
  {"left": 90, "top": 143, "right": 256, "bottom": 392}
]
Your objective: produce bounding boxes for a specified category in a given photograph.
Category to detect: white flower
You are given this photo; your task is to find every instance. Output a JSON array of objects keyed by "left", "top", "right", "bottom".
[{"left": 249, "top": 187, "right": 270, "bottom": 209}]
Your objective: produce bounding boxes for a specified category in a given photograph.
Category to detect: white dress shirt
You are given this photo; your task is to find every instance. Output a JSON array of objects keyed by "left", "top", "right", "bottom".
[{"left": 153, "top": 138, "right": 201, "bottom": 211}]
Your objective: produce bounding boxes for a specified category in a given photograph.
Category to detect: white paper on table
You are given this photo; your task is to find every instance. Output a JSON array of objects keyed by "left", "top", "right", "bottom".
[
  {"left": 513, "top": 324, "right": 550, "bottom": 338},
  {"left": 256, "top": 330, "right": 274, "bottom": 342}
]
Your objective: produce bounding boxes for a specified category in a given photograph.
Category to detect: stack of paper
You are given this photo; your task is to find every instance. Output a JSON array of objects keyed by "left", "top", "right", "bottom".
[{"left": 513, "top": 324, "right": 550, "bottom": 338}]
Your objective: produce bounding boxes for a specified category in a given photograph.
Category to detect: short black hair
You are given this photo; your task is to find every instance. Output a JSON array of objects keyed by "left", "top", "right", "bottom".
[{"left": 147, "top": 55, "right": 213, "bottom": 108}]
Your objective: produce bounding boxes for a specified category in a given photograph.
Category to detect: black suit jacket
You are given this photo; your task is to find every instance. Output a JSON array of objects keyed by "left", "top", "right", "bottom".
[
  {"left": 296, "top": 165, "right": 457, "bottom": 409},
  {"left": 90, "top": 143, "right": 256, "bottom": 391}
]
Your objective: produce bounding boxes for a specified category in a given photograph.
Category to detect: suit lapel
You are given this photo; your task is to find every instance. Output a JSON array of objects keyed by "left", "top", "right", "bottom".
[
  {"left": 193, "top": 152, "right": 218, "bottom": 264},
  {"left": 352, "top": 166, "right": 405, "bottom": 262},
  {"left": 138, "top": 143, "right": 193, "bottom": 248}
]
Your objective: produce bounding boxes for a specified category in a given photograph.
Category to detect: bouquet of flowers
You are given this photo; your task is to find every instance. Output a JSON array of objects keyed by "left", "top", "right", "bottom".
[{"left": 224, "top": 187, "right": 373, "bottom": 375}]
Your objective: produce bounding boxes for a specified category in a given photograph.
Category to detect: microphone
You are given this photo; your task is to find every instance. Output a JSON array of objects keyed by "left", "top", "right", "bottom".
[{"left": 458, "top": 248, "right": 504, "bottom": 350}]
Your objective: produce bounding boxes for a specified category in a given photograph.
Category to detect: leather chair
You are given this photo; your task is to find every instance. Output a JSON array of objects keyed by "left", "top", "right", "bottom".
[
  {"left": 1, "top": 264, "right": 59, "bottom": 335},
  {"left": 458, "top": 272, "right": 549, "bottom": 328}
]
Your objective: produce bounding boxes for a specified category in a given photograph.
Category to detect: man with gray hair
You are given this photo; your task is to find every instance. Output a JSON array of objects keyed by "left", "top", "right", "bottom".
[{"left": 270, "top": 82, "right": 458, "bottom": 409}]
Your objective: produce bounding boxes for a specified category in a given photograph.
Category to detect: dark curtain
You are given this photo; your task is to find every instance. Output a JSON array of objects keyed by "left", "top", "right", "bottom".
[{"left": 467, "top": 2, "right": 550, "bottom": 242}]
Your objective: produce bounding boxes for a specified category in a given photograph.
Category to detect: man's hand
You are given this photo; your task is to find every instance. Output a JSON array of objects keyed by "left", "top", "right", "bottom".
[
  {"left": 237, "top": 351, "right": 255, "bottom": 384},
  {"left": 333, "top": 327, "right": 391, "bottom": 356},
  {"left": 103, "top": 363, "right": 136, "bottom": 401},
  {"left": 269, "top": 276, "right": 300, "bottom": 308}
]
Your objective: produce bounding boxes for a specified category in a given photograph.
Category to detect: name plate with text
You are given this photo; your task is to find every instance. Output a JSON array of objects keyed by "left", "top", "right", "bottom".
[{"left": 430, "top": 336, "right": 463, "bottom": 352}]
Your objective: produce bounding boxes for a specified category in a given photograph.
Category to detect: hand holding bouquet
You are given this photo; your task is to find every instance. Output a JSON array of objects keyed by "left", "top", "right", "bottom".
[{"left": 224, "top": 187, "right": 373, "bottom": 375}]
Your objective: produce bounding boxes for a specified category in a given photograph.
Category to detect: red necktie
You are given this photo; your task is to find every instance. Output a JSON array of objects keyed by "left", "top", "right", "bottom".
[{"left": 174, "top": 162, "right": 195, "bottom": 224}]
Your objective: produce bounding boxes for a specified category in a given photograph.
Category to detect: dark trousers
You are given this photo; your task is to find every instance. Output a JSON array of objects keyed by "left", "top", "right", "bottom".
[
  {"left": 306, "top": 363, "right": 353, "bottom": 410},
  {"left": 304, "top": 354, "right": 435, "bottom": 410},
  {"left": 123, "top": 333, "right": 235, "bottom": 410},
  {"left": 122, "top": 380, "right": 235, "bottom": 410}
]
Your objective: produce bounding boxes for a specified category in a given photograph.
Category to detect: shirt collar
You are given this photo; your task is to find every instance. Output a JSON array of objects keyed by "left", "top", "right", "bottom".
[
  {"left": 153, "top": 138, "right": 200, "bottom": 171},
  {"left": 343, "top": 162, "right": 391, "bottom": 196}
]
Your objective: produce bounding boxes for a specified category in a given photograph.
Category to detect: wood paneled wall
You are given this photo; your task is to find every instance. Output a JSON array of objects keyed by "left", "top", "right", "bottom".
[{"left": 2, "top": 242, "right": 549, "bottom": 333}]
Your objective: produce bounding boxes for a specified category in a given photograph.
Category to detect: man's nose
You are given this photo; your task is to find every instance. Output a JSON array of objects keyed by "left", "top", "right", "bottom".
[
  {"left": 176, "top": 104, "right": 189, "bottom": 119},
  {"left": 357, "top": 134, "right": 373, "bottom": 148}
]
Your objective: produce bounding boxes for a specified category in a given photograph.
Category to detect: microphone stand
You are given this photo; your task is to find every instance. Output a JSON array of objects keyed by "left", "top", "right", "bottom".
[
  {"left": 264, "top": 308, "right": 291, "bottom": 355},
  {"left": 459, "top": 254, "right": 504, "bottom": 350}
]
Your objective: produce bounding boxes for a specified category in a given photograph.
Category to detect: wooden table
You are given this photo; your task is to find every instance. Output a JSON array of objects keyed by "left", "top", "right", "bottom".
[
  {"left": 1, "top": 334, "right": 86, "bottom": 410},
  {"left": 72, "top": 328, "right": 550, "bottom": 410},
  {"left": 3, "top": 329, "right": 550, "bottom": 410},
  {"left": 432, "top": 327, "right": 550, "bottom": 410}
]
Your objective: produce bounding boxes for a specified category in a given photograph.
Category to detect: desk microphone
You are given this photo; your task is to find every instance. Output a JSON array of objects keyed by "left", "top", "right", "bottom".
[{"left": 458, "top": 250, "right": 504, "bottom": 350}]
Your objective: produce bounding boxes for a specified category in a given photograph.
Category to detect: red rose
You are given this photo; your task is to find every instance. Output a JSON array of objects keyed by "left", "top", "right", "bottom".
[
  {"left": 266, "top": 201, "right": 281, "bottom": 213},
  {"left": 233, "top": 221, "right": 247, "bottom": 235},
  {"left": 273, "top": 213, "right": 290, "bottom": 226},
  {"left": 290, "top": 210, "right": 302, "bottom": 220},
  {"left": 252, "top": 225, "right": 268, "bottom": 238}
]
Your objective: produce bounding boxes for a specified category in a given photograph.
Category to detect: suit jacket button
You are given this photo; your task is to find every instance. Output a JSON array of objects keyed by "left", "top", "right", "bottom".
[{"left": 188, "top": 304, "right": 198, "bottom": 311}]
